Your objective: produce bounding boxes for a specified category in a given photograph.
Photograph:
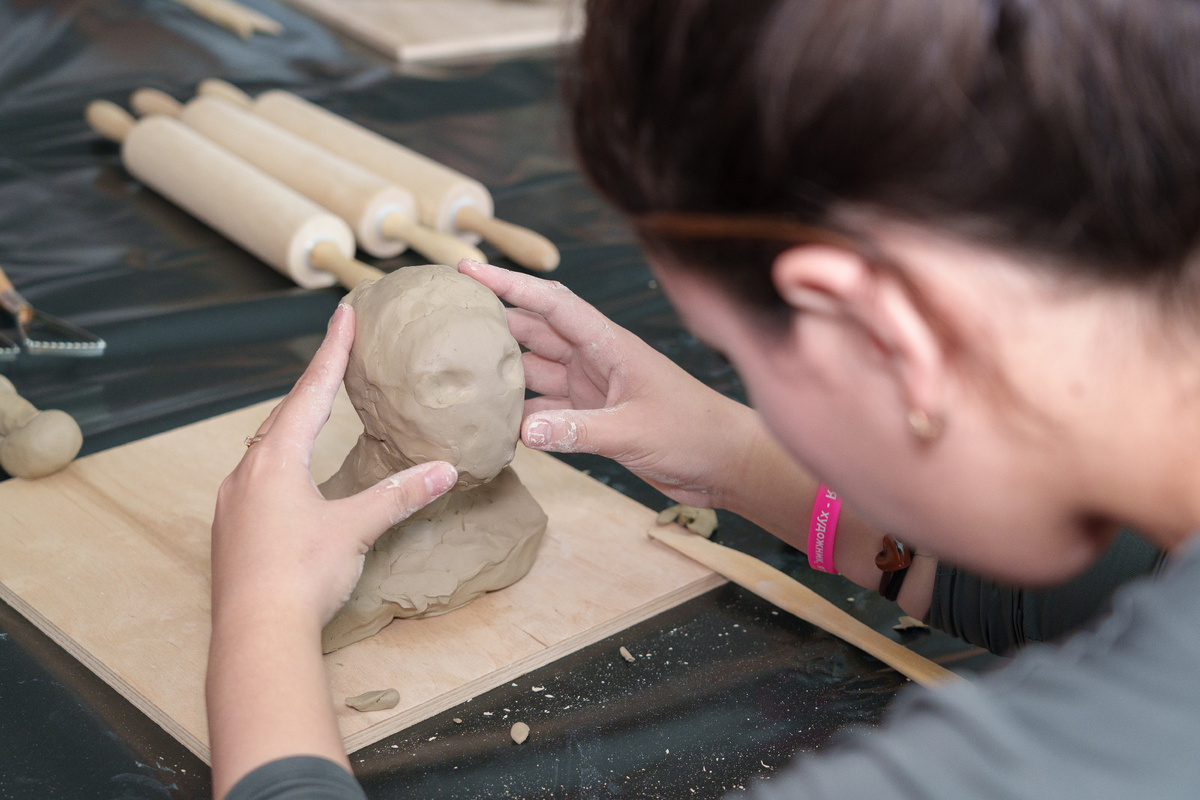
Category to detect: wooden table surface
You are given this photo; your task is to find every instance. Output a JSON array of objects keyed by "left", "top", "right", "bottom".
[{"left": 0, "top": 390, "right": 722, "bottom": 762}]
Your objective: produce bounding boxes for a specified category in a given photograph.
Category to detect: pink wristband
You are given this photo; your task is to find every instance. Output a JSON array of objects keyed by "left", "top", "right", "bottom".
[{"left": 807, "top": 483, "right": 841, "bottom": 574}]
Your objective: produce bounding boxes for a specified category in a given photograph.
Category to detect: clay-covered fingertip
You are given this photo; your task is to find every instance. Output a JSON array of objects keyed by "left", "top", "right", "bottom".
[
  {"left": 523, "top": 417, "right": 557, "bottom": 450},
  {"left": 424, "top": 462, "right": 458, "bottom": 496}
]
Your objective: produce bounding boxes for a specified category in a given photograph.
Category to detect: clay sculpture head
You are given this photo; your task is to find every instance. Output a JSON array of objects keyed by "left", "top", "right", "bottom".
[{"left": 342, "top": 265, "right": 524, "bottom": 488}]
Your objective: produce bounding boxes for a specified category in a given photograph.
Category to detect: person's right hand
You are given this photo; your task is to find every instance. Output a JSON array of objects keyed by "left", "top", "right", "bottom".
[{"left": 459, "top": 259, "right": 762, "bottom": 509}]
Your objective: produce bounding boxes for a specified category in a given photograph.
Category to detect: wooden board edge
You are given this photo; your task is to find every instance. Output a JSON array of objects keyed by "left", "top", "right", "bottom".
[
  {"left": 0, "top": 580, "right": 212, "bottom": 763},
  {"left": 0, "top": 568, "right": 725, "bottom": 765},
  {"left": 278, "top": 0, "right": 582, "bottom": 64},
  {"left": 341, "top": 572, "right": 726, "bottom": 752},
  {"left": 278, "top": 0, "right": 401, "bottom": 60},
  {"left": 399, "top": 27, "right": 583, "bottom": 63}
]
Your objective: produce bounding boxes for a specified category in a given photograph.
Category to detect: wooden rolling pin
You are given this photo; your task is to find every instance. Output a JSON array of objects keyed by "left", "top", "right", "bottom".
[
  {"left": 197, "top": 79, "right": 561, "bottom": 272},
  {"left": 129, "top": 89, "right": 485, "bottom": 266},
  {"left": 0, "top": 376, "right": 83, "bottom": 479},
  {"left": 84, "top": 101, "right": 382, "bottom": 291},
  {"left": 649, "top": 525, "right": 962, "bottom": 688}
]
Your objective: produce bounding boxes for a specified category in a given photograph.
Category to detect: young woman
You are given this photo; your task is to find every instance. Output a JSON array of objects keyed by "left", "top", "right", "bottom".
[{"left": 208, "top": 1, "right": 1200, "bottom": 797}]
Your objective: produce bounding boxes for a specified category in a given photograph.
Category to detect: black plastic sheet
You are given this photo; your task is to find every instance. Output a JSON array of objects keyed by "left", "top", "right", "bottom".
[{"left": 0, "top": 2, "right": 991, "bottom": 797}]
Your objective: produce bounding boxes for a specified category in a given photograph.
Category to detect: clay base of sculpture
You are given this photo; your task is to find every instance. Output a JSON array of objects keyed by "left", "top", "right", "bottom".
[{"left": 321, "top": 466, "right": 547, "bottom": 653}]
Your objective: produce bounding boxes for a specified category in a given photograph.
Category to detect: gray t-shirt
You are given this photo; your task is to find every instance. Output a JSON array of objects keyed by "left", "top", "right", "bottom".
[
  {"left": 738, "top": 536, "right": 1200, "bottom": 799},
  {"left": 228, "top": 538, "right": 1199, "bottom": 799},
  {"left": 226, "top": 756, "right": 366, "bottom": 800}
]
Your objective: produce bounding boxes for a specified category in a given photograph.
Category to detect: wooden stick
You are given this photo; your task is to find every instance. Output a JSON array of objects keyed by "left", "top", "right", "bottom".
[
  {"left": 648, "top": 526, "right": 962, "bottom": 688},
  {"left": 223, "top": 2, "right": 281, "bottom": 34},
  {"left": 168, "top": 0, "right": 281, "bottom": 38}
]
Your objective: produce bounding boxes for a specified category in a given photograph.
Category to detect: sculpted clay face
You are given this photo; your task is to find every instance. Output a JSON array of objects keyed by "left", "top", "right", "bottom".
[
  {"left": 320, "top": 265, "right": 546, "bottom": 653},
  {"left": 340, "top": 263, "right": 524, "bottom": 488}
]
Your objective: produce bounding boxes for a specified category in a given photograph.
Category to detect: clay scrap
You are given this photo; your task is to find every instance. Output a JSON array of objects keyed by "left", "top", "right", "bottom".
[
  {"left": 345, "top": 688, "right": 401, "bottom": 712},
  {"left": 656, "top": 503, "right": 719, "bottom": 538}
]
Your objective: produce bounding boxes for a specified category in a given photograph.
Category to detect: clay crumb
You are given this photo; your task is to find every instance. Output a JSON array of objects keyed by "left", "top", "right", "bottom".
[
  {"left": 345, "top": 688, "right": 400, "bottom": 712},
  {"left": 511, "top": 721, "right": 530, "bottom": 744},
  {"left": 619, "top": 646, "right": 635, "bottom": 663},
  {"left": 893, "top": 615, "right": 930, "bottom": 631},
  {"left": 656, "top": 504, "right": 718, "bottom": 538}
]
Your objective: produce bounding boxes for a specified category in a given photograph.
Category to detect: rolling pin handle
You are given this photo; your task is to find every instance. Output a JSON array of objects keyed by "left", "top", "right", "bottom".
[
  {"left": 197, "top": 78, "right": 255, "bottom": 108},
  {"left": 309, "top": 240, "right": 385, "bottom": 290},
  {"left": 379, "top": 212, "right": 486, "bottom": 266},
  {"left": 85, "top": 100, "right": 135, "bottom": 143},
  {"left": 130, "top": 88, "right": 185, "bottom": 118},
  {"left": 454, "top": 206, "right": 560, "bottom": 273}
]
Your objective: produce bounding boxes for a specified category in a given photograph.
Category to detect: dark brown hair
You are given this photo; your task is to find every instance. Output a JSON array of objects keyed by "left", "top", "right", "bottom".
[{"left": 566, "top": 0, "right": 1200, "bottom": 313}]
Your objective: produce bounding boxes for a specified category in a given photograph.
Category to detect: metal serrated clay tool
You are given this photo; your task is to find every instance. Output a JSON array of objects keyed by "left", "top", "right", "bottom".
[
  {"left": 0, "top": 331, "right": 18, "bottom": 361},
  {"left": 0, "top": 265, "right": 105, "bottom": 357}
]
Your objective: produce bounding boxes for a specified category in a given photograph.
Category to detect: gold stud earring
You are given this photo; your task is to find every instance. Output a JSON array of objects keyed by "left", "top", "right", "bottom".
[{"left": 907, "top": 408, "right": 944, "bottom": 442}]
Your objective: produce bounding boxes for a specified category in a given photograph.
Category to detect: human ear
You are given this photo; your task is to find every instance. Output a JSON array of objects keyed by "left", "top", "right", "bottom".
[{"left": 771, "top": 245, "right": 947, "bottom": 425}]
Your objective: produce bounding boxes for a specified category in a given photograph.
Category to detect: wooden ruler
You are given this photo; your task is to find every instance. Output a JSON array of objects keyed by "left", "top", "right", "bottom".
[{"left": 0, "top": 390, "right": 721, "bottom": 762}]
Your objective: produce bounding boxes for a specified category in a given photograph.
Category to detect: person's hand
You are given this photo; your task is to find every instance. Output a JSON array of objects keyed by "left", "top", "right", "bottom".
[
  {"left": 459, "top": 259, "right": 761, "bottom": 509},
  {"left": 209, "top": 303, "right": 459, "bottom": 797},
  {"left": 456, "top": 261, "right": 930, "bottom": 623},
  {"left": 210, "top": 303, "right": 458, "bottom": 629}
]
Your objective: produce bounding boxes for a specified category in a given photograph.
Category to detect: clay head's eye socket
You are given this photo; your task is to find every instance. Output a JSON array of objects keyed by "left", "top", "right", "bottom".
[{"left": 413, "top": 368, "right": 477, "bottom": 409}]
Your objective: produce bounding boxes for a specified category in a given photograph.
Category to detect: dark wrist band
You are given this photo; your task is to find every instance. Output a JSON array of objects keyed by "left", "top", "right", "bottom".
[{"left": 876, "top": 535, "right": 913, "bottom": 602}]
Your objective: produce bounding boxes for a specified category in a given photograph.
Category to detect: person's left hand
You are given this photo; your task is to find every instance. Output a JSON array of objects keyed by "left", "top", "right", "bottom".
[{"left": 210, "top": 303, "right": 458, "bottom": 629}]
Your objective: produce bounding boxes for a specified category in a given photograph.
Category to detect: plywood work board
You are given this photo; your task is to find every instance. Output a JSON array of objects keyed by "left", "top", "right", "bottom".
[
  {"left": 280, "top": 0, "right": 584, "bottom": 63},
  {"left": 0, "top": 390, "right": 721, "bottom": 762}
]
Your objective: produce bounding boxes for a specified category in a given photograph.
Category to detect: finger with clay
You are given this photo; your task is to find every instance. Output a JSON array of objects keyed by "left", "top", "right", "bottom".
[{"left": 207, "top": 303, "right": 457, "bottom": 798}]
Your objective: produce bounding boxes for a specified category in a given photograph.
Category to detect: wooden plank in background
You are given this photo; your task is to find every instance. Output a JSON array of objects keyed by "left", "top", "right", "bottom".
[
  {"left": 0, "top": 391, "right": 721, "bottom": 762},
  {"left": 280, "top": 0, "right": 584, "bottom": 63}
]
